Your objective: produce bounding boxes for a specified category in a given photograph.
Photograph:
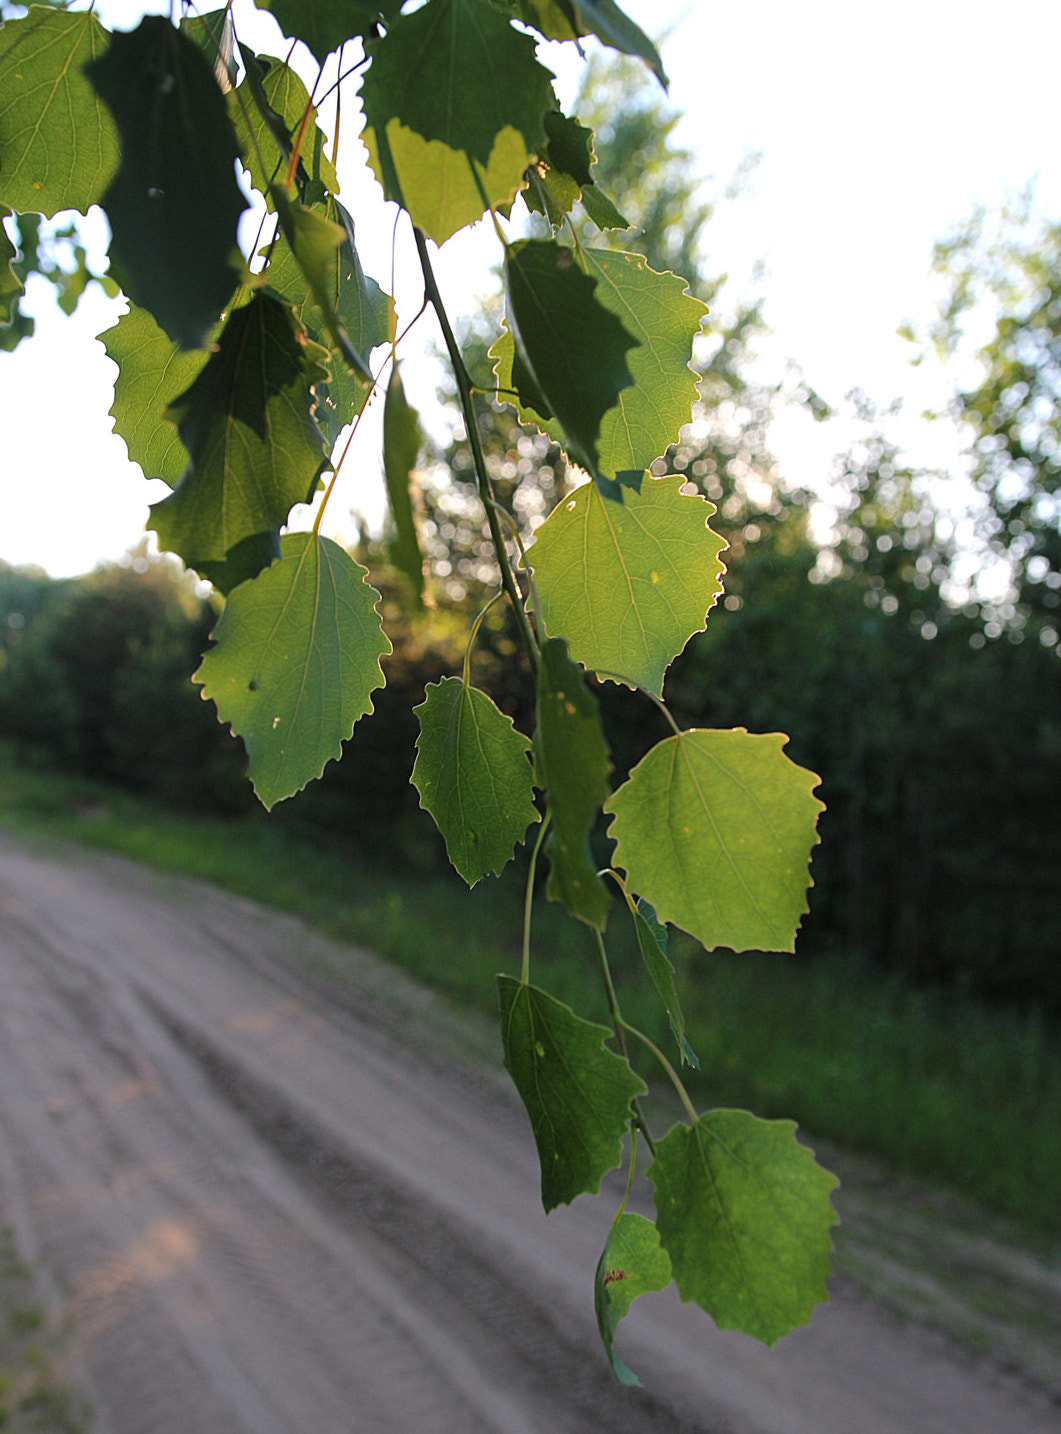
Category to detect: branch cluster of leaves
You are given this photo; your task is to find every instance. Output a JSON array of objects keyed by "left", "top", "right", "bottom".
[{"left": 0, "top": 0, "right": 836, "bottom": 1384}]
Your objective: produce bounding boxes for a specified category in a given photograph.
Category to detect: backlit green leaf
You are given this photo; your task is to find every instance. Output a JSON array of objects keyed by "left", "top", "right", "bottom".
[
  {"left": 85, "top": 16, "right": 247, "bottom": 349},
  {"left": 0, "top": 7, "right": 118, "bottom": 218},
  {"left": 260, "top": 198, "right": 393, "bottom": 446},
  {"left": 412, "top": 677, "right": 538, "bottom": 884},
  {"left": 360, "top": 0, "right": 555, "bottom": 243},
  {"left": 584, "top": 249, "right": 707, "bottom": 483},
  {"left": 631, "top": 897, "right": 697, "bottom": 1067},
  {"left": 535, "top": 637, "right": 612, "bottom": 928},
  {"left": 101, "top": 304, "right": 217, "bottom": 487},
  {"left": 594, "top": 1213, "right": 672, "bottom": 1385},
  {"left": 528, "top": 474, "right": 726, "bottom": 694},
  {"left": 383, "top": 365, "right": 425, "bottom": 605},
  {"left": 257, "top": 1, "right": 391, "bottom": 65},
  {"left": 150, "top": 293, "right": 331, "bottom": 572},
  {"left": 649, "top": 1112, "right": 838, "bottom": 1344},
  {"left": 604, "top": 729, "right": 824, "bottom": 953},
  {"left": 503, "top": 239, "right": 637, "bottom": 481},
  {"left": 498, "top": 976, "right": 645, "bottom": 1211},
  {"left": 522, "top": 109, "right": 629, "bottom": 232},
  {"left": 495, "top": 248, "right": 701, "bottom": 483},
  {"left": 272, "top": 191, "right": 372, "bottom": 380},
  {"left": 195, "top": 532, "right": 390, "bottom": 807},
  {"left": 232, "top": 52, "right": 338, "bottom": 208}
]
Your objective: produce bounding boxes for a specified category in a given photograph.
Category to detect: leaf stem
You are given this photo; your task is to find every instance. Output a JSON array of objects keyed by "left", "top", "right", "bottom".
[
  {"left": 623, "top": 1021, "right": 700, "bottom": 1128},
  {"left": 413, "top": 226, "right": 539, "bottom": 677},
  {"left": 463, "top": 589, "right": 505, "bottom": 688},
  {"left": 522, "top": 814, "right": 550, "bottom": 986},
  {"left": 592, "top": 928, "right": 657, "bottom": 1158},
  {"left": 612, "top": 1125, "right": 638, "bottom": 1226}
]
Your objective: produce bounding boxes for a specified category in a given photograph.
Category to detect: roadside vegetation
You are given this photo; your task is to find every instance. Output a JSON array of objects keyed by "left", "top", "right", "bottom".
[{"left": 0, "top": 1226, "right": 91, "bottom": 1434}]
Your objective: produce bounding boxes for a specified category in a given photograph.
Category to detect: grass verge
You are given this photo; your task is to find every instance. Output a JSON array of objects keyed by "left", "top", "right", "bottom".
[
  {"left": 0, "top": 1227, "right": 91, "bottom": 1434},
  {"left": 2, "top": 754, "right": 1059, "bottom": 1241}
]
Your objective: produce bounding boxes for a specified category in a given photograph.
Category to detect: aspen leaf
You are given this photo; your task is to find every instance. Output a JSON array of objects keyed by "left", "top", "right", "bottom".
[
  {"left": 85, "top": 17, "right": 247, "bottom": 349},
  {"left": 102, "top": 305, "right": 216, "bottom": 488},
  {"left": 0, "top": 7, "right": 118, "bottom": 218},
  {"left": 383, "top": 366, "right": 426, "bottom": 605},
  {"left": 604, "top": 729, "right": 824, "bottom": 953},
  {"left": 503, "top": 239, "right": 637, "bottom": 482},
  {"left": 360, "top": 0, "right": 554, "bottom": 243},
  {"left": 498, "top": 976, "right": 645, "bottom": 1211},
  {"left": 631, "top": 897, "right": 698, "bottom": 1067},
  {"left": 413, "top": 678, "right": 538, "bottom": 884},
  {"left": 257, "top": 2, "right": 394, "bottom": 65},
  {"left": 528, "top": 475, "right": 726, "bottom": 694},
  {"left": 231, "top": 52, "right": 338, "bottom": 207},
  {"left": 594, "top": 1213, "right": 672, "bottom": 1385},
  {"left": 649, "top": 1112, "right": 838, "bottom": 1344},
  {"left": 493, "top": 249, "right": 704, "bottom": 485},
  {"left": 195, "top": 533, "right": 390, "bottom": 808},
  {"left": 150, "top": 294, "right": 331, "bottom": 574},
  {"left": 535, "top": 638, "right": 612, "bottom": 928}
]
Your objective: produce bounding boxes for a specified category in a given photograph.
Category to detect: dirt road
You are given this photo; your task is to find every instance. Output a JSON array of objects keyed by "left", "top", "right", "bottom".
[{"left": 0, "top": 831, "right": 1056, "bottom": 1433}]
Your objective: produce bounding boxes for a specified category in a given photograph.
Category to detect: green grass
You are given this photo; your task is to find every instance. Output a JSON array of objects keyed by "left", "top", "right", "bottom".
[
  {"left": 0, "top": 1229, "right": 91, "bottom": 1434},
  {"left": 2, "top": 752, "right": 1060, "bottom": 1239}
]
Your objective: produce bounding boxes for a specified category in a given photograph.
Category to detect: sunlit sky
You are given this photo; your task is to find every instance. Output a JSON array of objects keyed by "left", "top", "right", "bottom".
[{"left": 3, "top": 0, "right": 1060, "bottom": 577}]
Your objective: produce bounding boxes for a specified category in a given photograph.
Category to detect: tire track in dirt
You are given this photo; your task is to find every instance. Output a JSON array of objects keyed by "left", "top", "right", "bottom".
[{"left": 0, "top": 832, "right": 1058, "bottom": 1434}]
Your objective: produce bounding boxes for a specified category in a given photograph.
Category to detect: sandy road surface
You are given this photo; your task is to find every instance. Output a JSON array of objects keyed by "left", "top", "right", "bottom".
[{"left": 0, "top": 831, "right": 1057, "bottom": 1434}]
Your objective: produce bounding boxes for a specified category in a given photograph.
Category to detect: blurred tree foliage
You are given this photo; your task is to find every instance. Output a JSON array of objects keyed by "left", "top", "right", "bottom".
[{"left": 917, "top": 196, "right": 1061, "bottom": 632}]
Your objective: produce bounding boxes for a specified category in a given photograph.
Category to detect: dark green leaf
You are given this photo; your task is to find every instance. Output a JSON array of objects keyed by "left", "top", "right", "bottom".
[
  {"left": 258, "top": 1, "right": 389, "bottom": 64},
  {"left": 604, "top": 729, "right": 825, "bottom": 954},
  {"left": 232, "top": 51, "right": 338, "bottom": 209},
  {"left": 594, "top": 1213, "right": 672, "bottom": 1384},
  {"left": 0, "top": 7, "right": 118, "bottom": 217},
  {"left": 196, "top": 530, "right": 282, "bottom": 596},
  {"left": 360, "top": 0, "right": 555, "bottom": 243},
  {"left": 272, "top": 191, "right": 371, "bottom": 380},
  {"left": 260, "top": 198, "right": 392, "bottom": 446},
  {"left": 649, "top": 1112, "right": 838, "bottom": 1344},
  {"left": 535, "top": 637, "right": 612, "bottom": 928},
  {"left": 181, "top": 9, "right": 237, "bottom": 91},
  {"left": 542, "top": 109, "right": 594, "bottom": 188},
  {"left": 413, "top": 678, "right": 539, "bottom": 884},
  {"left": 503, "top": 239, "right": 637, "bottom": 480},
  {"left": 382, "top": 365, "right": 425, "bottom": 605},
  {"left": 632, "top": 898, "right": 697, "bottom": 1067},
  {"left": 85, "top": 16, "right": 247, "bottom": 349},
  {"left": 150, "top": 293, "right": 331, "bottom": 571},
  {"left": 101, "top": 304, "right": 217, "bottom": 487},
  {"left": 498, "top": 976, "right": 645, "bottom": 1211},
  {"left": 489, "top": 0, "right": 579, "bottom": 40},
  {"left": 571, "top": 1, "right": 668, "bottom": 88},
  {"left": 259, "top": 196, "right": 392, "bottom": 441},
  {"left": 579, "top": 181, "right": 631, "bottom": 232},
  {"left": 195, "top": 532, "right": 390, "bottom": 808},
  {"left": 528, "top": 474, "right": 726, "bottom": 694},
  {"left": 522, "top": 109, "right": 629, "bottom": 232}
]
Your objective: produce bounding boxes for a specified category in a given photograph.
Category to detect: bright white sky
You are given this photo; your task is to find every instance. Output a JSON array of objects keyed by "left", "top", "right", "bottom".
[{"left": 3, "top": 0, "right": 1061, "bottom": 576}]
